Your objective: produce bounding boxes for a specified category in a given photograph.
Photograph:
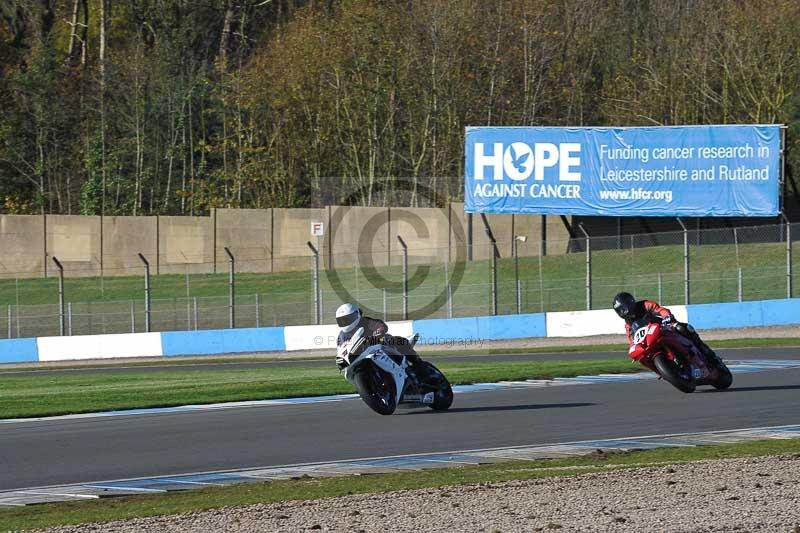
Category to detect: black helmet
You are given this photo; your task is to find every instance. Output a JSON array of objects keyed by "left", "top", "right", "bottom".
[{"left": 612, "top": 292, "right": 636, "bottom": 320}]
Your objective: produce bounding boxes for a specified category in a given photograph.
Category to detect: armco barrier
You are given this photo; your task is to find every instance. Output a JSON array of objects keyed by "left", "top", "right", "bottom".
[{"left": 0, "top": 298, "right": 797, "bottom": 364}]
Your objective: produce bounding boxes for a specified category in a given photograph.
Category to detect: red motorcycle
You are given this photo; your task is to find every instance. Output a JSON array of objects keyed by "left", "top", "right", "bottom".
[{"left": 628, "top": 318, "right": 733, "bottom": 393}]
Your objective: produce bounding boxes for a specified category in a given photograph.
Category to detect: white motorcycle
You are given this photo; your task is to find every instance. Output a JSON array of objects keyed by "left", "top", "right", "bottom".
[{"left": 337, "top": 327, "right": 454, "bottom": 415}]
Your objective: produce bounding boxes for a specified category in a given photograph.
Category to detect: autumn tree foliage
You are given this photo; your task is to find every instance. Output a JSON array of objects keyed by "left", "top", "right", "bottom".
[{"left": 1, "top": 0, "right": 799, "bottom": 215}]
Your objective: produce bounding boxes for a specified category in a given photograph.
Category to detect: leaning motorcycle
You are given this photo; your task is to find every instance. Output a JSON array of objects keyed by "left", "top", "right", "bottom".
[
  {"left": 337, "top": 327, "right": 454, "bottom": 415},
  {"left": 628, "top": 318, "right": 732, "bottom": 393}
]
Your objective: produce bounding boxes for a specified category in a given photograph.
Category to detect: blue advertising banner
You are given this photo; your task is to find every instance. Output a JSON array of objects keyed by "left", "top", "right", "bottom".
[{"left": 464, "top": 125, "right": 781, "bottom": 216}]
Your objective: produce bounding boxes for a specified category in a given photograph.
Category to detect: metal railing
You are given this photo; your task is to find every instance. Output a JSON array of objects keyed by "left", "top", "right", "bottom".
[{"left": 0, "top": 222, "right": 796, "bottom": 339}]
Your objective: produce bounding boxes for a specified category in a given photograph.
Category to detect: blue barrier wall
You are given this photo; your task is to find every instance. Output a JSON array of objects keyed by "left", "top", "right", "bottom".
[
  {"left": 413, "top": 317, "right": 480, "bottom": 344},
  {"left": 161, "top": 326, "right": 285, "bottom": 356},
  {"left": 413, "top": 312, "right": 547, "bottom": 344},
  {"left": 0, "top": 338, "right": 39, "bottom": 363},
  {"left": 476, "top": 313, "right": 547, "bottom": 339},
  {"left": 687, "top": 298, "right": 800, "bottom": 330}
]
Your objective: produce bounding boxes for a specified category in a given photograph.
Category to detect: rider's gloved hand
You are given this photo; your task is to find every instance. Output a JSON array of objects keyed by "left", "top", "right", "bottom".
[
  {"left": 661, "top": 316, "right": 673, "bottom": 327},
  {"left": 335, "top": 355, "right": 347, "bottom": 371}
]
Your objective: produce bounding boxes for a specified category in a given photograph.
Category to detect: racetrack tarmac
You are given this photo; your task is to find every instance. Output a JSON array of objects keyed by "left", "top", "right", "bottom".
[{"left": 1, "top": 348, "right": 799, "bottom": 492}]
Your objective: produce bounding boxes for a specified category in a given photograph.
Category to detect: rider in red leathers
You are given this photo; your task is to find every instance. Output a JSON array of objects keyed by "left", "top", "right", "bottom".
[{"left": 612, "top": 292, "right": 721, "bottom": 365}]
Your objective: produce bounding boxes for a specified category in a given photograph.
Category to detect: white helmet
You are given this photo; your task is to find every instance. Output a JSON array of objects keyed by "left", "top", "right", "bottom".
[{"left": 335, "top": 303, "right": 361, "bottom": 333}]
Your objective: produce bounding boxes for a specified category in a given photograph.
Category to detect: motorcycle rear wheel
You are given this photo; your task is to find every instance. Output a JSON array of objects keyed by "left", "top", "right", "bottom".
[
  {"left": 415, "top": 361, "right": 453, "bottom": 411},
  {"left": 354, "top": 363, "right": 397, "bottom": 415},
  {"left": 653, "top": 354, "right": 696, "bottom": 393},
  {"left": 712, "top": 363, "right": 733, "bottom": 390}
]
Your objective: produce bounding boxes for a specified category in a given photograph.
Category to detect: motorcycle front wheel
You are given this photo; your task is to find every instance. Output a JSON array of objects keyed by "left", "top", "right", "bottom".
[
  {"left": 415, "top": 361, "right": 453, "bottom": 411},
  {"left": 653, "top": 353, "right": 696, "bottom": 394},
  {"left": 354, "top": 363, "right": 397, "bottom": 415}
]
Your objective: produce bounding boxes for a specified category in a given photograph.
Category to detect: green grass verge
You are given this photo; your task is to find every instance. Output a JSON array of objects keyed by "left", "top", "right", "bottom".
[
  {"left": 0, "top": 359, "right": 639, "bottom": 419},
  {"left": 1, "top": 438, "right": 797, "bottom": 531}
]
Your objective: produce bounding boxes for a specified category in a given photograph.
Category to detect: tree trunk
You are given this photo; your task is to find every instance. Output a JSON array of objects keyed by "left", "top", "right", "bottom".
[
  {"left": 80, "top": 0, "right": 88, "bottom": 65},
  {"left": 67, "top": 0, "right": 80, "bottom": 60},
  {"left": 100, "top": 0, "right": 108, "bottom": 217},
  {"left": 218, "top": 0, "right": 236, "bottom": 69}
]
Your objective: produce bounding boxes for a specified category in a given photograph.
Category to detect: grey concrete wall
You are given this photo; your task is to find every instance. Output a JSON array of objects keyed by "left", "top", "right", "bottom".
[
  {"left": 103, "top": 216, "right": 158, "bottom": 275},
  {"left": 329, "top": 206, "right": 389, "bottom": 269},
  {"left": 272, "top": 208, "right": 328, "bottom": 271},
  {"left": 157, "top": 216, "right": 215, "bottom": 274},
  {"left": 390, "top": 207, "right": 450, "bottom": 266},
  {"left": 0, "top": 215, "right": 45, "bottom": 278},
  {"left": 0, "top": 206, "right": 574, "bottom": 279},
  {"left": 45, "top": 215, "right": 101, "bottom": 277},
  {"left": 215, "top": 208, "right": 272, "bottom": 273},
  {"left": 449, "top": 204, "right": 571, "bottom": 261}
]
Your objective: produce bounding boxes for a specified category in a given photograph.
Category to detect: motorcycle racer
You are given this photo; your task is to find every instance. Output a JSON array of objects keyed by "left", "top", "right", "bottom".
[
  {"left": 334, "top": 303, "right": 422, "bottom": 371},
  {"left": 611, "top": 292, "right": 721, "bottom": 365}
]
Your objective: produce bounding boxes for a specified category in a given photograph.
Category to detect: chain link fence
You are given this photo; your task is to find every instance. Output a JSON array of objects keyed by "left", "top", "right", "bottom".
[{"left": 0, "top": 222, "right": 796, "bottom": 339}]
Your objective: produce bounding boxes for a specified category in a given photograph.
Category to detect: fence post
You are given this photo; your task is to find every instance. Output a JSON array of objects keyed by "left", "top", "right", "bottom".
[
  {"left": 466, "top": 213, "right": 473, "bottom": 261},
  {"left": 514, "top": 235, "right": 527, "bottom": 314},
  {"left": 138, "top": 253, "right": 152, "bottom": 332},
  {"left": 578, "top": 224, "right": 591, "bottom": 310},
  {"left": 7, "top": 304, "right": 11, "bottom": 339},
  {"left": 514, "top": 237, "right": 520, "bottom": 314},
  {"left": 783, "top": 215, "right": 792, "bottom": 298},
  {"left": 738, "top": 267, "right": 743, "bottom": 302},
  {"left": 224, "top": 247, "right": 235, "bottom": 328},
  {"left": 487, "top": 235, "right": 498, "bottom": 315},
  {"left": 306, "top": 242, "right": 320, "bottom": 325},
  {"left": 444, "top": 262, "right": 453, "bottom": 319},
  {"left": 255, "top": 294, "right": 261, "bottom": 328},
  {"left": 657, "top": 272, "right": 663, "bottom": 303},
  {"left": 397, "top": 235, "right": 408, "bottom": 320},
  {"left": 193, "top": 297, "right": 198, "bottom": 330},
  {"left": 130, "top": 301, "right": 136, "bottom": 333},
  {"left": 67, "top": 302, "right": 73, "bottom": 336},
  {"left": 383, "top": 288, "right": 387, "bottom": 320},
  {"left": 52, "top": 256, "right": 65, "bottom": 336},
  {"left": 677, "top": 218, "right": 690, "bottom": 305}
]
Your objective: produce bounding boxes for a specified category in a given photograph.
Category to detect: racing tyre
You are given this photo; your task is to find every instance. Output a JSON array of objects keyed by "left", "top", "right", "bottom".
[
  {"left": 416, "top": 361, "right": 453, "bottom": 411},
  {"left": 653, "top": 354, "right": 696, "bottom": 394},
  {"left": 354, "top": 363, "right": 397, "bottom": 415},
  {"left": 712, "top": 363, "right": 733, "bottom": 390}
]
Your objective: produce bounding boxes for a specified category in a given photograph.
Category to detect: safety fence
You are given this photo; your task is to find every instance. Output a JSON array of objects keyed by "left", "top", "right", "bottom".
[{"left": 0, "top": 222, "right": 796, "bottom": 339}]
